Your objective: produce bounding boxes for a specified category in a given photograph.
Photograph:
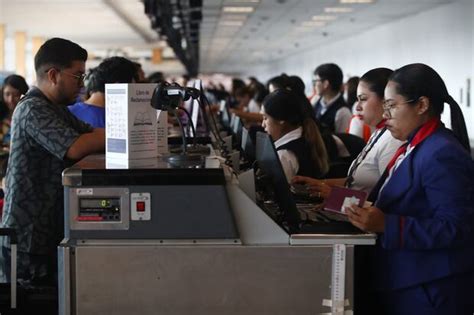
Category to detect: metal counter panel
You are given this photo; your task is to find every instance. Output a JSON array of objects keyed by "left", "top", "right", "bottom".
[{"left": 70, "top": 245, "right": 354, "bottom": 315}]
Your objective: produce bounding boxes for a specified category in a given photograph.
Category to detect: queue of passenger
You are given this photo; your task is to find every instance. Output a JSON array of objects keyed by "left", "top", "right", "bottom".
[{"left": 0, "top": 74, "right": 29, "bottom": 148}]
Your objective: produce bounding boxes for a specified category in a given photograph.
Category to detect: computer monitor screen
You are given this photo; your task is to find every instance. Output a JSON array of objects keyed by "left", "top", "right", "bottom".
[
  {"left": 182, "top": 80, "right": 195, "bottom": 129},
  {"left": 232, "top": 116, "right": 243, "bottom": 148},
  {"left": 241, "top": 127, "right": 256, "bottom": 162},
  {"left": 189, "top": 79, "right": 202, "bottom": 137},
  {"left": 255, "top": 131, "right": 300, "bottom": 229},
  {"left": 220, "top": 100, "right": 231, "bottom": 128}
]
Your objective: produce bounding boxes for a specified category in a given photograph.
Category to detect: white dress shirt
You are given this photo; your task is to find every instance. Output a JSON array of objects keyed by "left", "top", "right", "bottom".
[
  {"left": 247, "top": 99, "right": 261, "bottom": 113},
  {"left": 348, "top": 128, "right": 405, "bottom": 193},
  {"left": 274, "top": 127, "right": 303, "bottom": 182}
]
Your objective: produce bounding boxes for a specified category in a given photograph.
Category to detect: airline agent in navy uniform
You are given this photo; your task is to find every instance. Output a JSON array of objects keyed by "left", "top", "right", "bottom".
[{"left": 347, "top": 63, "right": 474, "bottom": 315}]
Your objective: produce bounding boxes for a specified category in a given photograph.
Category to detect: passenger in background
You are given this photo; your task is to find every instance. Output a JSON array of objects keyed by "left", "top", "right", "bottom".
[
  {"left": 261, "top": 89, "right": 329, "bottom": 181},
  {"left": 1, "top": 38, "right": 105, "bottom": 285},
  {"left": 348, "top": 63, "right": 474, "bottom": 315},
  {"left": 293, "top": 68, "right": 403, "bottom": 195},
  {"left": 313, "top": 63, "right": 352, "bottom": 133},
  {"left": 0, "top": 153, "right": 8, "bottom": 219},
  {"left": 133, "top": 62, "right": 147, "bottom": 83},
  {"left": 147, "top": 71, "right": 165, "bottom": 84},
  {"left": 69, "top": 56, "right": 138, "bottom": 128},
  {"left": 0, "top": 74, "right": 29, "bottom": 147},
  {"left": 174, "top": 74, "right": 190, "bottom": 87}
]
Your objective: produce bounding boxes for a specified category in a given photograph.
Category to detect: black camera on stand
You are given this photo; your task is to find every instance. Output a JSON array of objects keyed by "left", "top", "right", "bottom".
[{"left": 150, "top": 82, "right": 205, "bottom": 166}]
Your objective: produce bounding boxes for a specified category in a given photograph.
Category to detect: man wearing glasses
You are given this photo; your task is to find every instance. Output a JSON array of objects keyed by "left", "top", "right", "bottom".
[
  {"left": 312, "top": 63, "right": 352, "bottom": 134},
  {"left": 0, "top": 38, "right": 105, "bottom": 285}
]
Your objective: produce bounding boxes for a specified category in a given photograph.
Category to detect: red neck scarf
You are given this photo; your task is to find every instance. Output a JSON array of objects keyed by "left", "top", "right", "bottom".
[
  {"left": 385, "top": 117, "right": 441, "bottom": 173},
  {"left": 376, "top": 119, "right": 387, "bottom": 130}
]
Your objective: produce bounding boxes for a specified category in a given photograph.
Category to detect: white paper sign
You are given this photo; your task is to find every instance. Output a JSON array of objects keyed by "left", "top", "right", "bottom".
[{"left": 105, "top": 83, "right": 158, "bottom": 161}]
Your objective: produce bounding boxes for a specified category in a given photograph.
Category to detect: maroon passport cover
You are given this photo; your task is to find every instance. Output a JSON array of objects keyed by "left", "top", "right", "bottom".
[{"left": 323, "top": 186, "right": 368, "bottom": 215}]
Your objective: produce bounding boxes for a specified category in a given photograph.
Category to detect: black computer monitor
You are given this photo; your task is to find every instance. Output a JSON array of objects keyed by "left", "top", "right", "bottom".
[
  {"left": 255, "top": 131, "right": 300, "bottom": 230},
  {"left": 241, "top": 127, "right": 256, "bottom": 163},
  {"left": 182, "top": 80, "right": 196, "bottom": 137},
  {"left": 219, "top": 100, "right": 231, "bottom": 129},
  {"left": 232, "top": 116, "right": 243, "bottom": 149},
  {"left": 255, "top": 131, "right": 362, "bottom": 234}
]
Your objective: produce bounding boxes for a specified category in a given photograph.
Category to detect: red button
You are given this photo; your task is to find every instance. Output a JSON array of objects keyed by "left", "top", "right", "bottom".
[{"left": 136, "top": 201, "right": 145, "bottom": 212}]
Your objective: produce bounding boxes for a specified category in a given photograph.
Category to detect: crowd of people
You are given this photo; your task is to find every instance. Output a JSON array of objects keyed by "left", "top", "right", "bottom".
[{"left": 0, "top": 36, "right": 472, "bottom": 314}]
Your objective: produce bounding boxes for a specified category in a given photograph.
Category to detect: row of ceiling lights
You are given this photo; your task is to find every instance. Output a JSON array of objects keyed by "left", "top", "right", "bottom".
[
  {"left": 298, "top": 0, "right": 375, "bottom": 31},
  {"left": 215, "top": 0, "right": 375, "bottom": 34},
  {"left": 204, "top": 0, "right": 375, "bottom": 63}
]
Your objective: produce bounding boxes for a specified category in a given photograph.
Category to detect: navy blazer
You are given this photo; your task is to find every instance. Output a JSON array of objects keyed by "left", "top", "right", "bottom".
[{"left": 373, "top": 127, "right": 474, "bottom": 290}]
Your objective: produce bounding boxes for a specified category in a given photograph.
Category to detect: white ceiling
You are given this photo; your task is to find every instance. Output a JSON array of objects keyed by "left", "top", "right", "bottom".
[
  {"left": 0, "top": 0, "right": 457, "bottom": 76},
  {"left": 199, "top": 0, "right": 456, "bottom": 72}
]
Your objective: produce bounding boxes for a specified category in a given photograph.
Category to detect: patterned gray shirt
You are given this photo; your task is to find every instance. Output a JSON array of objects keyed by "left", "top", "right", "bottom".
[{"left": 1, "top": 87, "right": 92, "bottom": 255}]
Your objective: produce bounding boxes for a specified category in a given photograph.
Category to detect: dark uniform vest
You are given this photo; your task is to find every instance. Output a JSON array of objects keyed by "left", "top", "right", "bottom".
[
  {"left": 314, "top": 95, "right": 348, "bottom": 132},
  {"left": 277, "top": 137, "right": 322, "bottom": 179}
]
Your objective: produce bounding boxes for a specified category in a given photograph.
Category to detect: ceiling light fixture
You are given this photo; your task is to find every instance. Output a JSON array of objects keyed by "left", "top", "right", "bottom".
[
  {"left": 324, "top": 7, "right": 354, "bottom": 13},
  {"left": 340, "top": 0, "right": 373, "bottom": 3},
  {"left": 301, "top": 21, "right": 326, "bottom": 27},
  {"left": 226, "top": 0, "right": 259, "bottom": 2},
  {"left": 312, "top": 15, "right": 337, "bottom": 21},
  {"left": 294, "top": 27, "right": 313, "bottom": 32},
  {"left": 221, "top": 14, "right": 248, "bottom": 21},
  {"left": 219, "top": 20, "right": 245, "bottom": 26},
  {"left": 223, "top": 6, "right": 255, "bottom": 13}
]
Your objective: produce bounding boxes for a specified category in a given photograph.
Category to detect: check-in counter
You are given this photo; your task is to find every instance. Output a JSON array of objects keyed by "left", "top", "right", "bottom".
[{"left": 59, "top": 155, "right": 375, "bottom": 315}]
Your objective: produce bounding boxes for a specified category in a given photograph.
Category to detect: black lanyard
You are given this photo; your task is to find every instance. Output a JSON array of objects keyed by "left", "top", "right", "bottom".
[{"left": 345, "top": 127, "right": 387, "bottom": 188}]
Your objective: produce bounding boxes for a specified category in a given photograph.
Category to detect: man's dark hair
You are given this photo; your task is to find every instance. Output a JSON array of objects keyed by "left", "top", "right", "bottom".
[
  {"left": 86, "top": 57, "right": 138, "bottom": 94},
  {"left": 34, "top": 38, "right": 88, "bottom": 79},
  {"left": 313, "top": 63, "right": 343, "bottom": 92}
]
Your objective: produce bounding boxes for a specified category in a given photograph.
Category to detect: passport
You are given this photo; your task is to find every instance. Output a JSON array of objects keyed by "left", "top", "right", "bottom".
[{"left": 321, "top": 186, "right": 368, "bottom": 221}]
